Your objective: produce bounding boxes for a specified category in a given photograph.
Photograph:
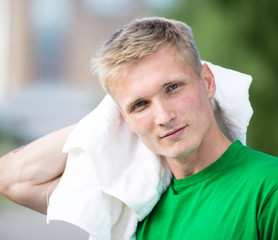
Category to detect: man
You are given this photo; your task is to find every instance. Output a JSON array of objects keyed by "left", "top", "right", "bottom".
[{"left": 0, "top": 17, "right": 278, "bottom": 239}]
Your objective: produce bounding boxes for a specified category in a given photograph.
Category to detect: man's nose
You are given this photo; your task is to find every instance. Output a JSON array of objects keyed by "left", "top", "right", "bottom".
[{"left": 153, "top": 99, "right": 176, "bottom": 126}]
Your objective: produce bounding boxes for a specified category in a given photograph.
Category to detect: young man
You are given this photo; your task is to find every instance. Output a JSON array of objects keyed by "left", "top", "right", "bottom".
[{"left": 0, "top": 17, "right": 278, "bottom": 239}]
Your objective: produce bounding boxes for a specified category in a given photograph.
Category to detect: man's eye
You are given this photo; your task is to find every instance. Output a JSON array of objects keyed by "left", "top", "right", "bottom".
[
  {"left": 134, "top": 101, "right": 146, "bottom": 109},
  {"left": 168, "top": 83, "right": 180, "bottom": 92}
]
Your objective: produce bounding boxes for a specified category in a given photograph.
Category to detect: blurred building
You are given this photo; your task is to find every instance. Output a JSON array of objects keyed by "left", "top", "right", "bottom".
[{"left": 0, "top": 0, "right": 152, "bottom": 143}]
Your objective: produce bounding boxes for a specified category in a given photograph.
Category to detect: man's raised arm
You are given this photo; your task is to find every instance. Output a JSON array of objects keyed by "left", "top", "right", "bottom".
[{"left": 0, "top": 124, "right": 75, "bottom": 214}]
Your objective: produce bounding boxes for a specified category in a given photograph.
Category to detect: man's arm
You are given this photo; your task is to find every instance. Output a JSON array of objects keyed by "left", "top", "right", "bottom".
[{"left": 0, "top": 125, "right": 75, "bottom": 214}]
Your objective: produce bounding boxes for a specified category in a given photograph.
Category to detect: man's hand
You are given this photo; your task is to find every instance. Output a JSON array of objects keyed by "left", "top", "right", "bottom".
[{"left": 0, "top": 125, "right": 75, "bottom": 214}]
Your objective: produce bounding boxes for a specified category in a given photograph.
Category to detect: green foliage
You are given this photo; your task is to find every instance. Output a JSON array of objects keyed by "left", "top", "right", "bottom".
[{"left": 154, "top": 0, "right": 278, "bottom": 156}]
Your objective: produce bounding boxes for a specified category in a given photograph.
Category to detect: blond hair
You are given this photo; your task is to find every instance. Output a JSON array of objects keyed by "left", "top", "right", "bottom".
[{"left": 92, "top": 17, "right": 202, "bottom": 95}]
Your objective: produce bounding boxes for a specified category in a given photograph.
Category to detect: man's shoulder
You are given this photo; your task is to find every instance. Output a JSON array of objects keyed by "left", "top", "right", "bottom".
[
  {"left": 238, "top": 144, "right": 278, "bottom": 184},
  {"left": 238, "top": 142, "right": 278, "bottom": 165}
]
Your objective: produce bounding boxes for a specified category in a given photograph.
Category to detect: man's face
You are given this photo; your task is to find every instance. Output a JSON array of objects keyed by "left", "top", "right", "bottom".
[{"left": 114, "top": 47, "right": 216, "bottom": 160}]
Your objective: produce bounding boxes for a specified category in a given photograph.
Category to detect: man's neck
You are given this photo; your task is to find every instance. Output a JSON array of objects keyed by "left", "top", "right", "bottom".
[{"left": 166, "top": 126, "right": 232, "bottom": 179}]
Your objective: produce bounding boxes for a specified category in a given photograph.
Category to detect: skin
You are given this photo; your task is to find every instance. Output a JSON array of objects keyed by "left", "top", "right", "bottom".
[
  {"left": 0, "top": 125, "right": 75, "bottom": 214},
  {"left": 114, "top": 47, "right": 232, "bottom": 179}
]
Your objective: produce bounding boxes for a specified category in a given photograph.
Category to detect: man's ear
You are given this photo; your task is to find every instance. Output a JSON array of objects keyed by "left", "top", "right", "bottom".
[{"left": 201, "top": 63, "right": 216, "bottom": 98}]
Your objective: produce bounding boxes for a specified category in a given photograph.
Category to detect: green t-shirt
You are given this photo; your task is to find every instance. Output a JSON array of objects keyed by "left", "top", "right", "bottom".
[{"left": 136, "top": 140, "right": 278, "bottom": 240}]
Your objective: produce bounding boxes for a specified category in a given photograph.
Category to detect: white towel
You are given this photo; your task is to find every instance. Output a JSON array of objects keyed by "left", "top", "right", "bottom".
[{"left": 47, "top": 62, "right": 253, "bottom": 240}]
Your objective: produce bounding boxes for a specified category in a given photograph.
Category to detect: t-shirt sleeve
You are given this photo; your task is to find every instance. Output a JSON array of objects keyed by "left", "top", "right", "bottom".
[{"left": 258, "top": 188, "right": 278, "bottom": 240}]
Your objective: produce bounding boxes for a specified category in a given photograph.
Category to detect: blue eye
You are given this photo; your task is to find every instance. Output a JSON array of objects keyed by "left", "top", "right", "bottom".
[
  {"left": 168, "top": 83, "right": 180, "bottom": 91},
  {"left": 134, "top": 101, "right": 146, "bottom": 109}
]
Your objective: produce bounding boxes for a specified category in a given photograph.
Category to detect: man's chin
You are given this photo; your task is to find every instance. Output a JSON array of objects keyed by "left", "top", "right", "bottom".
[{"left": 165, "top": 146, "right": 197, "bottom": 160}]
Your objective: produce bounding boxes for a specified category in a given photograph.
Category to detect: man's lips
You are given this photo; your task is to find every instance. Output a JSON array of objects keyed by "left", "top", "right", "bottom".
[{"left": 161, "top": 126, "right": 187, "bottom": 139}]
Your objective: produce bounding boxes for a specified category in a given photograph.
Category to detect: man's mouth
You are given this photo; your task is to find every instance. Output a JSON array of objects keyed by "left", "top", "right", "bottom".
[{"left": 161, "top": 126, "right": 187, "bottom": 139}]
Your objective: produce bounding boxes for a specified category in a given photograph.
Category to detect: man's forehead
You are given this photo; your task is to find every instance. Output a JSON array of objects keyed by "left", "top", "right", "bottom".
[{"left": 111, "top": 46, "right": 199, "bottom": 106}]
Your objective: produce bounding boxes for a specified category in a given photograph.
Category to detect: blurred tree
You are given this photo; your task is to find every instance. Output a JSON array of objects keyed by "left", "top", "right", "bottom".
[{"left": 153, "top": 0, "right": 278, "bottom": 156}]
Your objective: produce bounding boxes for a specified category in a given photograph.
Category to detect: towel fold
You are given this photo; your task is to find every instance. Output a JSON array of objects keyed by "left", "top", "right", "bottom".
[{"left": 47, "top": 62, "right": 253, "bottom": 240}]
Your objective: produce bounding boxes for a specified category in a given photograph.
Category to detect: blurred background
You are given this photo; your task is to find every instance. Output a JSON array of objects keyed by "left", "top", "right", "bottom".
[{"left": 0, "top": 0, "right": 277, "bottom": 239}]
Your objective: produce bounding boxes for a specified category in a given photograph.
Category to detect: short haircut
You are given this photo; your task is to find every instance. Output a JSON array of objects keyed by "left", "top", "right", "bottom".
[{"left": 92, "top": 17, "right": 202, "bottom": 96}]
